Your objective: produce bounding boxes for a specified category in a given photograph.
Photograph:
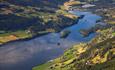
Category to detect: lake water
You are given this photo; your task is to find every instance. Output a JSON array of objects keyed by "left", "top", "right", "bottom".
[{"left": 0, "top": 11, "right": 102, "bottom": 70}]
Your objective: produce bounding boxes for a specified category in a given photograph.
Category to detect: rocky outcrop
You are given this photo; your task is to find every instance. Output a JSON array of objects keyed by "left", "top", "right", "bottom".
[{"left": 60, "top": 30, "right": 71, "bottom": 38}]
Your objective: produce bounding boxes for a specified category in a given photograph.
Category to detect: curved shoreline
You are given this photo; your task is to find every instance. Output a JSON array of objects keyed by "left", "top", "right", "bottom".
[
  {"left": 0, "top": 17, "right": 79, "bottom": 47},
  {"left": 0, "top": 10, "right": 103, "bottom": 70}
]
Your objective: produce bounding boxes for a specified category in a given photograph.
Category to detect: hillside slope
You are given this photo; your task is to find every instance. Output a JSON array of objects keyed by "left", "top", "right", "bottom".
[
  {"left": 33, "top": 26, "right": 115, "bottom": 70},
  {"left": 0, "top": 0, "right": 78, "bottom": 45},
  {"left": 31, "top": 0, "right": 115, "bottom": 70}
]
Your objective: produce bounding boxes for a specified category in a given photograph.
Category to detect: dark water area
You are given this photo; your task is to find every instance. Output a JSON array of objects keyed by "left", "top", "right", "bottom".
[{"left": 0, "top": 11, "right": 103, "bottom": 70}]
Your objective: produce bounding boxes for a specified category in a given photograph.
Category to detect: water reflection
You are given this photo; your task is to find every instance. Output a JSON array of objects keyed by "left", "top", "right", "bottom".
[{"left": 0, "top": 11, "right": 102, "bottom": 70}]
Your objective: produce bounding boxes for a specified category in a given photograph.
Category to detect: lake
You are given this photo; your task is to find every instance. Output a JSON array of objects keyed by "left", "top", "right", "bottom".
[{"left": 0, "top": 11, "right": 102, "bottom": 70}]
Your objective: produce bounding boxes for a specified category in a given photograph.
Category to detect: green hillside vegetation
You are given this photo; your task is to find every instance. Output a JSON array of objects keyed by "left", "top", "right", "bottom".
[
  {"left": 0, "top": 0, "right": 115, "bottom": 70},
  {"left": 33, "top": 0, "right": 115, "bottom": 70},
  {"left": 0, "top": 0, "right": 78, "bottom": 45},
  {"left": 33, "top": 26, "right": 115, "bottom": 70}
]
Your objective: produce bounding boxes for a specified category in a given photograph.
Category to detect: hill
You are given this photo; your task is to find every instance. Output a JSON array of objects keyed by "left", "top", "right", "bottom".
[
  {"left": 32, "top": 0, "right": 115, "bottom": 70},
  {"left": 33, "top": 25, "right": 115, "bottom": 70},
  {"left": 0, "top": 0, "right": 78, "bottom": 45}
]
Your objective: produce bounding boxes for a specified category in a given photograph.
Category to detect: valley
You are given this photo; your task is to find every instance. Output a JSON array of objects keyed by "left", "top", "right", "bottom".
[{"left": 0, "top": 0, "right": 115, "bottom": 70}]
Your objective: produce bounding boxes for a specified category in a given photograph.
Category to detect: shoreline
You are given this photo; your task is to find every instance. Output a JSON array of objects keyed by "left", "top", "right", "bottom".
[{"left": 0, "top": 17, "right": 79, "bottom": 47}]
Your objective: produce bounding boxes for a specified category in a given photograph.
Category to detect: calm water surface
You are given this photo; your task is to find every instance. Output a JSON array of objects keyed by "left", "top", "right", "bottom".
[{"left": 0, "top": 11, "right": 102, "bottom": 70}]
